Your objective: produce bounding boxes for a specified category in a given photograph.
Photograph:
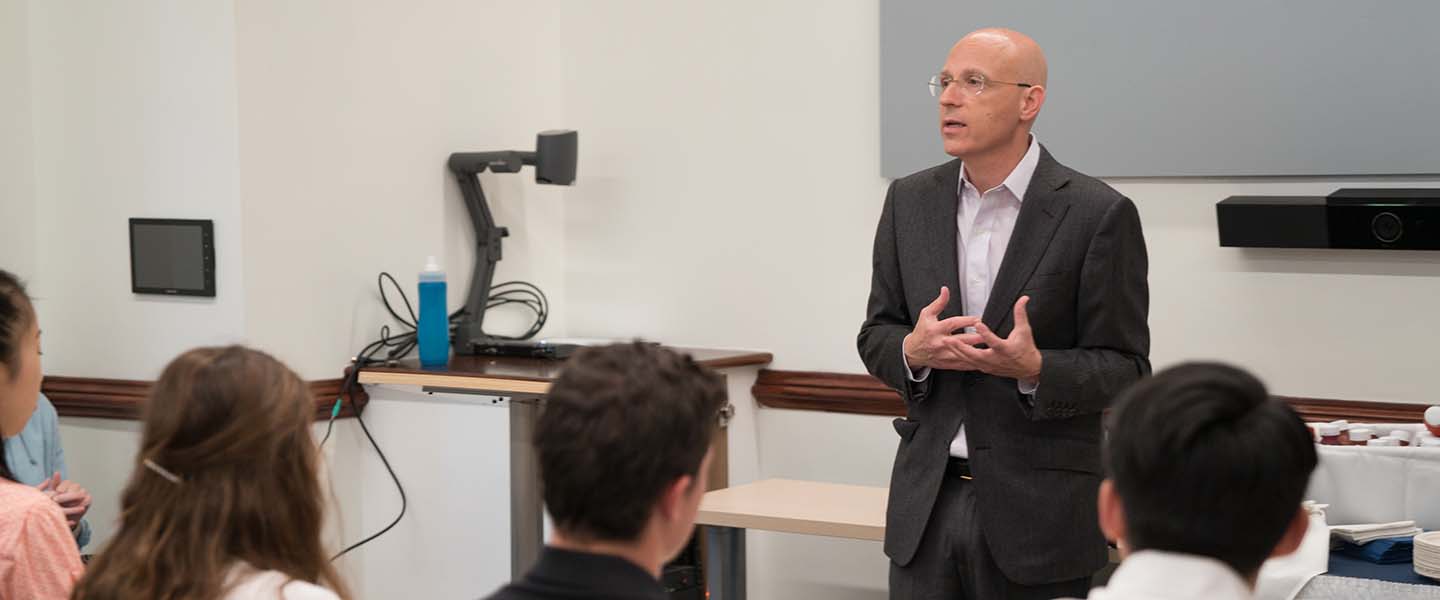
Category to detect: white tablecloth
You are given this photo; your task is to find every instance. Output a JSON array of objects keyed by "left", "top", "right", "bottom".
[
  {"left": 1304, "top": 424, "right": 1440, "bottom": 531},
  {"left": 1296, "top": 575, "right": 1440, "bottom": 599}
]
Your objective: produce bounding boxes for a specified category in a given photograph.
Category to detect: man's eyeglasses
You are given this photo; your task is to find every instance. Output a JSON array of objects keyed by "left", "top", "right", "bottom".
[{"left": 928, "top": 73, "right": 1033, "bottom": 97}]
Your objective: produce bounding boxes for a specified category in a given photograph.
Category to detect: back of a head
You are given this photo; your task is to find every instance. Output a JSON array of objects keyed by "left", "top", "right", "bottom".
[
  {"left": 536, "top": 342, "right": 725, "bottom": 542},
  {"left": 74, "top": 345, "right": 349, "bottom": 600},
  {"left": 1105, "top": 362, "right": 1317, "bottom": 576},
  {"left": 0, "top": 270, "right": 32, "bottom": 381},
  {"left": 0, "top": 269, "right": 35, "bottom": 483}
]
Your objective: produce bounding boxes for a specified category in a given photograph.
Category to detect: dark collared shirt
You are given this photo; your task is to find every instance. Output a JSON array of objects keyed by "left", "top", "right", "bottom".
[{"left": 480, "top": 547, "right": 667, "bottom": 600}]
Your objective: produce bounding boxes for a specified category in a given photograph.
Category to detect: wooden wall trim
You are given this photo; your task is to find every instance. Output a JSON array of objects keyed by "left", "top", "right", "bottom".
[
  {"left": 42, "top": 375, "right": 369, "bottom": 422},
  {"left": 1274, "top": 395, "right": 1428, "bottom": 423},
  {"left": 751, "top": 370, "right": 903, "bottom": 417},
  {"left": 752, "top": 369, "right": 1431, "bottom": 423}
]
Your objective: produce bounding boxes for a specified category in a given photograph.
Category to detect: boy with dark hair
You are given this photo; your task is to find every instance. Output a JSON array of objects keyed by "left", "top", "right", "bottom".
[
  {"left": 1078, "top": 362, "right": 1318, "bottom": 600},
  {"left": 483, "top": 342, "right": 726, "bottom": 600}
]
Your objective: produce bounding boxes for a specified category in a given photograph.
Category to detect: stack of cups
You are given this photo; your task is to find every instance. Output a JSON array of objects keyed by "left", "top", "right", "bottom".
[{"left": 1317, "top": 424, "right": 1343, "bottom": 445}]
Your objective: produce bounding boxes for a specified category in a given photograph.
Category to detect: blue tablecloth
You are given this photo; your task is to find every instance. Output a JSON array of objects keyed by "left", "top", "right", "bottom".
[{"left": 1329, "top": 551, "right": 1439, "bottom": 587}]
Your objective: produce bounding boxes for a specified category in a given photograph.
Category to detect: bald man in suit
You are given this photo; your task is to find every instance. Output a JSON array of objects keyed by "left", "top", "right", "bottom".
[{"left": 858, "top": 28, "right": 1151, "bottom": 599}]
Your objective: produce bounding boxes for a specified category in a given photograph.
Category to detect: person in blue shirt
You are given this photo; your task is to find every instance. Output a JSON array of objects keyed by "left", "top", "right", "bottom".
[{"left": 4, "top": 393, "right": 92, "bottom": 549}]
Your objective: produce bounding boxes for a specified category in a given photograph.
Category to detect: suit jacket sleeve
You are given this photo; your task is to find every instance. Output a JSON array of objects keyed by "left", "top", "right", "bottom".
[
  {"left": 1028, "top": 196, "right": 1150, "bottom": 420},
  {"left": 858, "top": 182, "right": 931, "bottom": 402}
]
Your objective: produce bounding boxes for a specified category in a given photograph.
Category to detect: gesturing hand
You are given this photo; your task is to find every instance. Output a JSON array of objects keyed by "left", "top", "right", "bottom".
[
  {"left": 947, "top": 296, "right": 1043, "bottom": 381},
  {"left": 903, "top": 287, "right": 982, "bottom": 372}
]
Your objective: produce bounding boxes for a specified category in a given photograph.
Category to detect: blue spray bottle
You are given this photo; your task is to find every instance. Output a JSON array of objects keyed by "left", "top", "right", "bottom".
[{"left": 417, "top": 256, "right": 450, "bottom": 368}]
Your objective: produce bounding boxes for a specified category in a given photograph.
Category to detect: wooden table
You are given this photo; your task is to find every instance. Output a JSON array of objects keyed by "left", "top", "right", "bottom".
[
  {"left": 356, "top": 348, "right": 770, "bottom": 581},
  {"left": 696, "top": 479, "right": 888, "bottom": 600}
]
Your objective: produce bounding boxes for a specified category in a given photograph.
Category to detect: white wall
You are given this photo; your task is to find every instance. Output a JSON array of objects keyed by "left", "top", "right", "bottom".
[
  {"left": 558, "top": 1, "right": 888, "bottom": 369},
  {"left": 0, "top": 0, "right": 37, "bottom": 280},
  {"left": 25, "top": 0, "right": 247, "bottom": 379},
  {"left": 55, "top": 418, "right": 142, "bottom": 552}
]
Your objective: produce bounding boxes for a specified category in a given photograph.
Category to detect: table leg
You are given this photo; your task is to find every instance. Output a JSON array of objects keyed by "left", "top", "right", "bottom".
[
  {"left": 705, "top": 525, "right": 746, "bottom": 600},
  {"left": 510, "top": 397, "right": 544, "bottom": 580}
]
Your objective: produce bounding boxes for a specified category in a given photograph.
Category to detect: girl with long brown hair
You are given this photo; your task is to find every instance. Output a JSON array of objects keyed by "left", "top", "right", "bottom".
[
  {"left": 72, "top": 346, "right": 352, "bottom": 600},
  {"left": 0, "top": 269, "right": 84, "bottom": 598}
]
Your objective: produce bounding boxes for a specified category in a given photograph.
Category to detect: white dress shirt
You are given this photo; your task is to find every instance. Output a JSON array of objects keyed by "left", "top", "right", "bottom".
[
  {"left": 904, "top": 135, "right": 1041, "bottom": 458},
  {"left": 1077, "top": 550, "right": 1254, "bottom": 600}
]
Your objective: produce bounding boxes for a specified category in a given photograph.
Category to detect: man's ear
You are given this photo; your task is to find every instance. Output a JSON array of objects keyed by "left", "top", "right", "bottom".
[
  {"left": 655, "top": 474, "right": 695, "bottom": 522},
  {"left": 1019, "top": 84, "right": 1046, "bottom": 122},
  {"left": 1269, "top": 506, "right": 1311, "bottom": 559},
  {"left": 1097, "top": 479, "right": 1129, "bottom": 554}
]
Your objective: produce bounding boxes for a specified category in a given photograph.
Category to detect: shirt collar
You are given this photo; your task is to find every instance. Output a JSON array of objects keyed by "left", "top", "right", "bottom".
[
  {"left": 958, "top": 134, "right": 1041, "bottom": 202},
  {"left": 523, "top": 546, "right": 667, "bottom": 599},
  {"left": 1092, "top": 550, "right": 1254, "bottom": 600}
]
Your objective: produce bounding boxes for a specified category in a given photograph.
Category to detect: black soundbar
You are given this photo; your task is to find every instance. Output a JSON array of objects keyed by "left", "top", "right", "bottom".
[{"left": 1216, "top": 189, "right": 1440, "bottom": 250}]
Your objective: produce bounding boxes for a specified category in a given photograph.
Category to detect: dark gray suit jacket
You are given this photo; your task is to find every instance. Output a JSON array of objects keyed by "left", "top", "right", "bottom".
[{"left": 857, "top": 147, "right": 1150, "bottom": 586}]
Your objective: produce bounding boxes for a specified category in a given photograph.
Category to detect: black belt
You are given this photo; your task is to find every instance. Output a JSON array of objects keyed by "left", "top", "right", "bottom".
[{"left": 946, "top": 456, "right": 973, "bottom": 480}]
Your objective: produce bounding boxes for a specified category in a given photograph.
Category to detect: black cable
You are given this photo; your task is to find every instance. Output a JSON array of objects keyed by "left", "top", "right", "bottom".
[
  {"left": 330, "top": 403, "right": 406, "bottom": 561},
  {"left": 319, "top": 335, "right": 389, "bottom": 448},
  {"left": 319, "top": 414, "right": 337, "bottom": 448},
  {"left": 481, "top": 281, "right": 549, "bottom": 340},
  {"left": 378, "top": 273, "right": 418, "bottom": 327},
  {"left": 322, "top": 334, "right": 407, "bottom": 562}
]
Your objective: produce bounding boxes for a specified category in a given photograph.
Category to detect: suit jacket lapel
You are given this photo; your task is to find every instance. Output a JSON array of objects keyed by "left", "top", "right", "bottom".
[
  {"left": 982, "top": 146, "right": 1072, "bottom": 335},
  {"left": 925, "top": 159, "right": 965, "bottom": 318}
]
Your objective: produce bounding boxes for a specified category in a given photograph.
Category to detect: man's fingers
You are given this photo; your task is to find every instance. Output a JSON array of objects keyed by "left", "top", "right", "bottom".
[
  {"left": 927, "top": 344, "right": 979, "bottom": 371},
  {"left": 934, "top": 315, "right": 980, "bottom": 334},
  {"left": 974, "top": 322, "right": 1006, "bottom": 348},
  {"left": 944, "top": 332, "right": 985, "bottom": 346},
  {"left": 1013, "top": 296, "right": 1032, "bottom": 331},
  {"left": 953, "top": 339, "right": 992, "bottom": 365},
  {"left": 930, "top": 356, "right": 979, "bottom": 371},
  {"left": 921, "top": 286, "right": 951, "bottom": 319}
]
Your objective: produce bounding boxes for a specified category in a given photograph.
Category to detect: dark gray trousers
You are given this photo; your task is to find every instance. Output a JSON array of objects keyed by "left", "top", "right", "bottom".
[{"left": 889, "top": 472, "right": 1092, "bottom": 600}]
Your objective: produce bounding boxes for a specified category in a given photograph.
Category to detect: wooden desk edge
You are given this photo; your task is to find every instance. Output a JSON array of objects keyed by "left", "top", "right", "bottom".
[
  {"left": 697, "top": 511, "right": 885, "bottom": 542},
  {"left": 355, "top": 349, "right": 771, "bottom": 393},
  {"left": 356, "top": 371, "right": 552, "bottom": 394}
]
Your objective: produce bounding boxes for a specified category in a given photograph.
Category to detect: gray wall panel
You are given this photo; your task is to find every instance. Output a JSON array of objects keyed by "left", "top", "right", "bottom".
[{"left": 881, "top": 1, "right": 1440, "bottom": 178}]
